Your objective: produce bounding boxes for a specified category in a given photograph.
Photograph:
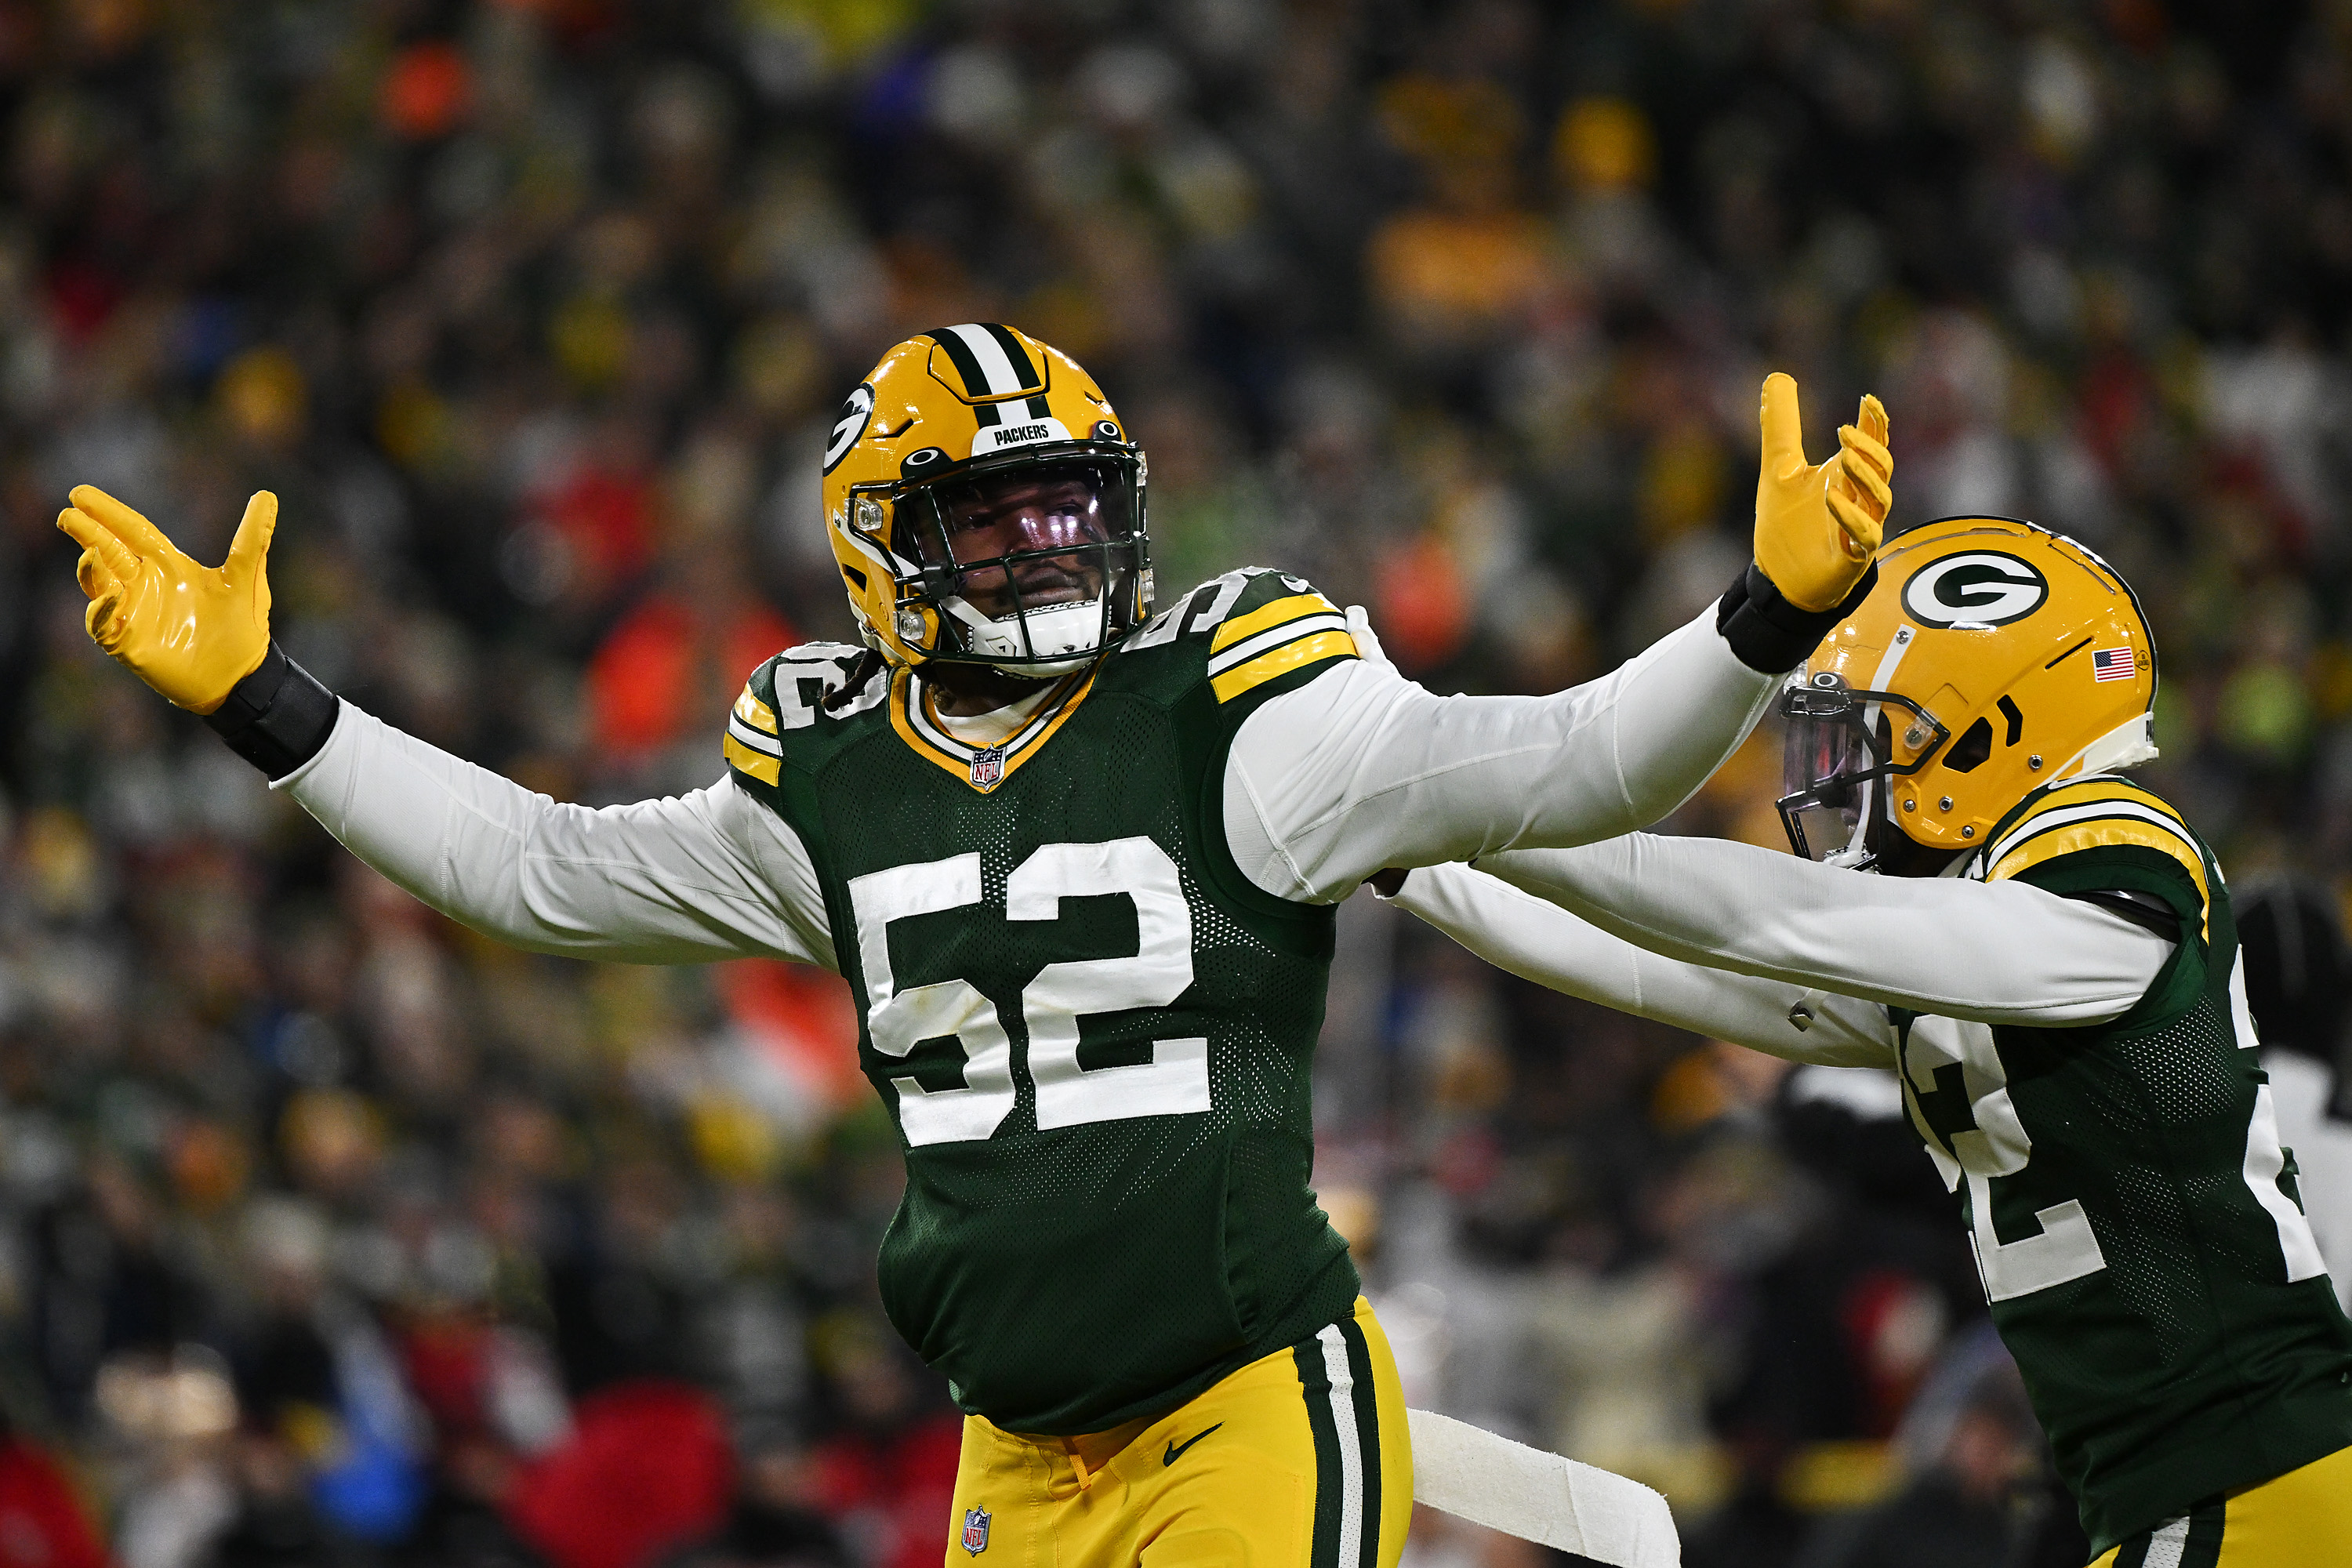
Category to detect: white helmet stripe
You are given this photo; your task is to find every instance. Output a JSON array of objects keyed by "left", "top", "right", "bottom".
[{"left": 942, "top": 323, "right": 1026, "bottom": 396}]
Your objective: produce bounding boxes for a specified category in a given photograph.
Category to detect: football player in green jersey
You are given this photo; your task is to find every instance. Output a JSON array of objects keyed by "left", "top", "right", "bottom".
[
  {"left": 1381, "top": 517, "right": 2352, "bottom": 1566},
  {"left": 59, "top": 324, "right": 1891, "bottom": 1568}
]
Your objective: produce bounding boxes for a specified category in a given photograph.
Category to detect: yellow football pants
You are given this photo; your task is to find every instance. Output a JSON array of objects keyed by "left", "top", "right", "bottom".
[
  {"left": 942, "top": 1297, "right": 1411, "bottom": 1568},
  {"left": 2088, "top": 1443, "right": 2352, "bottom": 1567}
]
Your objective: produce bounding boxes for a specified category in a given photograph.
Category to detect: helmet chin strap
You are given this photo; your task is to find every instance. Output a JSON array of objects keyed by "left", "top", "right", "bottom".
[{"left": 1824, "top": 775, "right": 1878, "bottom": 872}]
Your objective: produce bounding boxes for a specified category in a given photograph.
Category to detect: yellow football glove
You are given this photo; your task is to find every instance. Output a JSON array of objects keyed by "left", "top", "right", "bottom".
[
  {"left": 1753, "top": 372, "right": 1893, "bottom": 613},
  {"left": 57, "top": 485, "right": 278, "bottom": 714}
]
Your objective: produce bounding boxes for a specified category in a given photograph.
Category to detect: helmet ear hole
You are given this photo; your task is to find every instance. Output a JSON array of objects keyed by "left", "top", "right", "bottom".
[{"left": 1946, "top": 717, "right": 1995, "bottom": 774}]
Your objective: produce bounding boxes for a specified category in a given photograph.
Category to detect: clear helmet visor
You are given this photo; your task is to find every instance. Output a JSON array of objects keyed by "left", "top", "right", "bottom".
[
  {"left": 1774, "top": 673, "right": 1951, "bottom": 868},
  {"left": 1779, "top": 706, "right": 1882, "bottom": 866}
]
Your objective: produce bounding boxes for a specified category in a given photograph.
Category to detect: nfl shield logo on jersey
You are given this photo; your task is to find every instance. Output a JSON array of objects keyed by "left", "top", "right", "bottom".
[
  {"left": 962, "top": 1505, "right": 991, "bottom": 1555},
  {"left": 969, "top": 746, "right": 1006, "bottom": 790}
]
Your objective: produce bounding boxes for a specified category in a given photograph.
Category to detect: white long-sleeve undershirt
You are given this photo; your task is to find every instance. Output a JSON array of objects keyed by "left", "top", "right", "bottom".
[
  {"left": 1222, "top": 606, "right": 1774, "bottom": 903},
  {"left": 274, "top": 604, "right": 1773, "bottom": 964},
  {"left": 1388, "top": 862, "right": 1898, "bottom": 1066},
  {"left": 1465, "top": 832, "right": 2175, "bottom": 1028},
  {"left": 277, "top": 708, "right": 837, "bottom": 967}
]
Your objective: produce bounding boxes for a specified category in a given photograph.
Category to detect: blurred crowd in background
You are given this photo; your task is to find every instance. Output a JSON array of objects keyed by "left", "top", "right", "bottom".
[{"left": 0, "top": 1, "right": 2349, "bottom": 1565}]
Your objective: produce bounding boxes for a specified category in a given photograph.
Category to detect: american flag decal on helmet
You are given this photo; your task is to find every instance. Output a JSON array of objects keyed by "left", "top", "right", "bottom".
[
  {"left": 962, "top": 1505, "right": 991, "bottom": 1555},
  {"left": 2092, "top": 647, "right": 2136, "bottom": 682}
]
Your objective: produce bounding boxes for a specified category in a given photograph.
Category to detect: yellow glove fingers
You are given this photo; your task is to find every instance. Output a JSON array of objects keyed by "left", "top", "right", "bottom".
[
  {"left": 1751, "top": 372, "right": 1889, "bottom": 612},
  {"left": 1835, "top": 437, "right": 1893, "bottom": 518},
  {"left": 58, "top": 506, "right": 145, "bottom": 584},
  {"left": 1856, "top": 392, "right": 1889, "bottom": 448},
  {"left": 1835, "top": 423, "right": 1892, "bottom": 489},
  {"left": 1758, "top": 372, "right": 1809, "bottom": 480},
  {"left": 85, "top": 580, "right": 127, "bottom": 650},
  {"left": 223, "top": 492, "right": 278, "bottom": 643},
  {"left": 74, "top": 545, "right": 123, "bottom": 604},
  {"left": 1826, "top": 485, "right": 1882, "bottom": 560},
  {"left": 224, "top": 491, "right": 278, "bottom": 580},
  {"left": 67, "top": 484, "right": 178, "bottom": 562}
]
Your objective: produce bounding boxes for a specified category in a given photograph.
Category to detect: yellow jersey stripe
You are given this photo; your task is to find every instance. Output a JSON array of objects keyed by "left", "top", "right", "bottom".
[
  {"left": 1208, "top": 612, "right": 1352, "bottom": 677},
  {"left": 1984, "top": 779, "right": 2190, "bottom": 873},
  {"left": 1211, "top": 592, "right": 1339, "bottom": 653},
  {"left": 724, "top": 731, "right": 782, "bottom": 786},
  {"left": 2004, "top": 779, "right": 2186, "bottom": 836},
  {"left": 1987, "top": 817, "right": 2211, "bottom": 938},
  {"left": 1987, "top": 800, "right": 2192, "bottom": 869},
  {"left": 1210, "top": 629, "right": 1358, "bottom": 704},
  {"left": 727, "top": 717, "right": 782, "bottom": 757},
  {"left": 733, "top": 685, "right": 779, "bottom": 735}
]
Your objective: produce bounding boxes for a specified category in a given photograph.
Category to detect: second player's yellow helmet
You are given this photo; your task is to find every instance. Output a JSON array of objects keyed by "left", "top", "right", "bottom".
[
  {"left": 1777, "top": 517, "right": 2158, "bottom": 869},
  {"left": 821, "top": 324, "right": 1150, "bottom": 675}
]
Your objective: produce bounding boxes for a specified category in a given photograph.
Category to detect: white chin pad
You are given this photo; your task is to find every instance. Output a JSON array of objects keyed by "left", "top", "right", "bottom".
[{"left": 944, "top": 596, "right": 1108, "bottom": 674}]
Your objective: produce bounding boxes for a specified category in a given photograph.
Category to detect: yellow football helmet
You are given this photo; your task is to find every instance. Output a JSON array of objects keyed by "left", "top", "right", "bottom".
[
  {"left": 821, "top": 324, "right": 1149, "bottom": 675},
  {"left": 1777, "top": 516, "right": 2158, "bottom": 869}
]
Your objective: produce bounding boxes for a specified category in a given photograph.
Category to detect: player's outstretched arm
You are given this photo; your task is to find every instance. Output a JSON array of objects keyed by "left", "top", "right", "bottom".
[
  {"left": 283, "top": 709, "right": 833, "bottom": 965},
  {"left": 1475, "top": 833, "right": 2173, "bottom": 1027},
  {"left": 1381, "top": 863, "right": 1896, "bottom": 1066},
  {"left": 1223, "top": 376, "right": 1891, "bottom": 902},
  {"left": 59, "top": 487, "right": 832, "bottom": 967}
]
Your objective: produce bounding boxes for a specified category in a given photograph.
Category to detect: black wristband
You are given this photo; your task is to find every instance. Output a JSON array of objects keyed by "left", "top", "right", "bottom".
[
  {"left": 1715, "top": 560, "right": 1879, "bottom": 674},
  {"left": 203, "top": 642, "right": 340, "bottom": 779}
]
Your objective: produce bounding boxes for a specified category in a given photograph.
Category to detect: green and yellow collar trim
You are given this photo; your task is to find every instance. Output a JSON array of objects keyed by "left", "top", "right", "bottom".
[{"left": 889, "top": 664, "right": 1098, "bottom": 793}]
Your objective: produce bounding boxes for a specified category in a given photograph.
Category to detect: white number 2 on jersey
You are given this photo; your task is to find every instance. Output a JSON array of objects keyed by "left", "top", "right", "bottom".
[
  {"left": 847, "top": 838, "right": 1210, "bottom": 1147},
  {"left": 1905, "top": 958, "right": 2330, "bottom": 1305},
  {"left": 1902, "top": 1016, "right": 2110, "bottom": 1303}
]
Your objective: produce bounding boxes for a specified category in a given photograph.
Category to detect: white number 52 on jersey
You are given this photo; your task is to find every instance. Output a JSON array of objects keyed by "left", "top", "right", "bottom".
[{"left": 847, "top": 837, "right": 1210, "bottom": 1146}]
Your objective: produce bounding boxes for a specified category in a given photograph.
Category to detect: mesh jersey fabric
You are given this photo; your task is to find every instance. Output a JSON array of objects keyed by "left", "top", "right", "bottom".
[
  {"left": 1894, "top": 777, "right": 2352, "bottom": 1555},
  {"left": 726, "top": 568, "right": 1365, "bottom": 1436}
]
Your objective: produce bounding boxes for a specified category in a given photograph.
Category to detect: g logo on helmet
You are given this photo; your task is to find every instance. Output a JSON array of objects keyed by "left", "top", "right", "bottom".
[
  {"left": 823, "top": 383, "right": 876, "bottom": 474},
  {"left": 1900, "top": 550, "right": 2050, "bottom": 629}
]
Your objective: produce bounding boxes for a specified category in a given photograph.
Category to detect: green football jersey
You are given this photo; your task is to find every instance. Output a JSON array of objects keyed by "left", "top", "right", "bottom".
[
  {"left": 1894, "top": 775, "right": 2352, "bottom": 1553},
  {"left": 722, "top": 568, "right": 1366, "bottom": 1436}
]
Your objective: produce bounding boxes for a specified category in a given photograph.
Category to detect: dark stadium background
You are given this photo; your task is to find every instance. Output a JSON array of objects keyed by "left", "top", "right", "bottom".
[{"left": 0, "top": 2, "right": 2344, "bottom": 1565}]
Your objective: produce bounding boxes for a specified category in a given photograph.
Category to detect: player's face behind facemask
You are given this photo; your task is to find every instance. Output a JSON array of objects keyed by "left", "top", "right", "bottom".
[{"left": 895, "top": 456, "right": 1142, "bottom": 676}]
